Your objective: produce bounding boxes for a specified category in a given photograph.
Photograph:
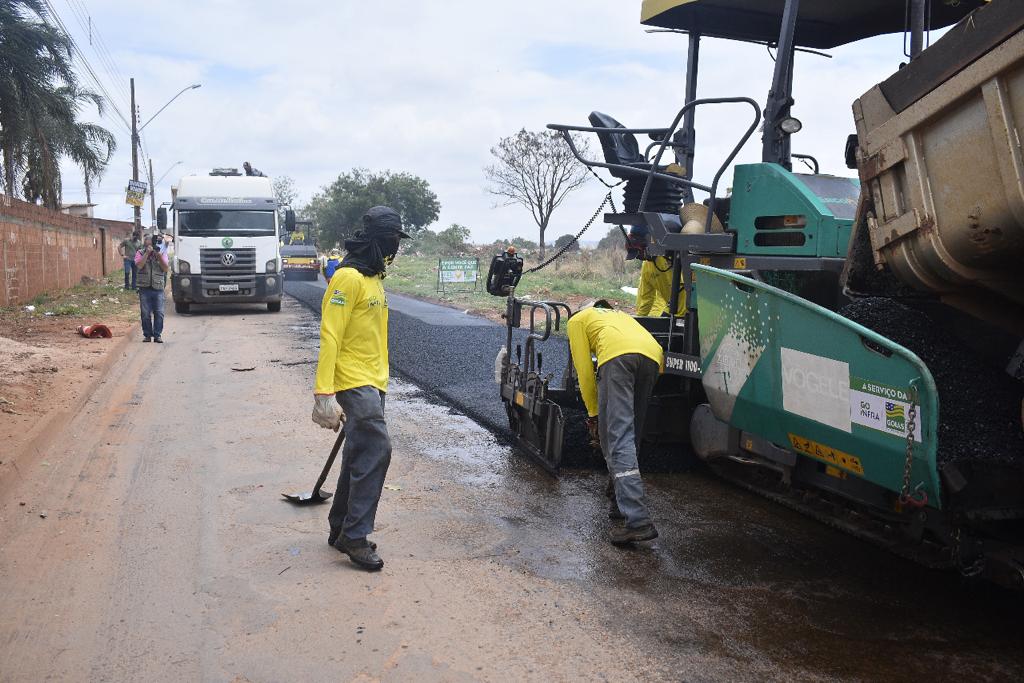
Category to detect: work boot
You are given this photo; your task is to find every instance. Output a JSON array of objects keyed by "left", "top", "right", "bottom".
[
  {"left": 154, "top": 337, "right": 163, "bottom": 344},
  {"left": 610, "top": 523, "right": 659, "bottom": 546},
  {"left": 328, "top": 528, "right": 376, "bottom": 550},
  {"left": 335, "top": 537, "right": 384, "bottom": 571},
  {"left": 143, "top": 337, "right": 151, "bottom": 342},
  {"left": 608, "top": 499, "right": 625, "bottom": 520}
]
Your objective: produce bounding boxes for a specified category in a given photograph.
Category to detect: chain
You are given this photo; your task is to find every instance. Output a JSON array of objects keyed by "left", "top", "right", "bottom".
[
  {"left": 951, "top": 527, "right": 986, "bottom": 578},
  {"left": 525, "top": 191, "right": 614, "bottom": 274},
  {"left": 898, "top": 386, "right": 929, "bottom": 508}
]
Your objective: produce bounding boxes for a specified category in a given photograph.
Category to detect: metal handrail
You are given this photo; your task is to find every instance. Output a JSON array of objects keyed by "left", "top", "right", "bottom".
[
  {"left": 548, "top": 96, "right": 761, "bottom": 233},
  {"left": 792, "top": 153, "right": 820, "bottom": 174}
]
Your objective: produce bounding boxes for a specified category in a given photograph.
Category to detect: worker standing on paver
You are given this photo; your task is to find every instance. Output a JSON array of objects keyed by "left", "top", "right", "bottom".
[
  {"left": 311, "top": 206, "right": 410, "bottom": 571},
  {"left": 636, "top": 255, "right": 679, "bottom": 317},
  {"left": 568, "top": 300, "right": 663, "bottom": 545}
]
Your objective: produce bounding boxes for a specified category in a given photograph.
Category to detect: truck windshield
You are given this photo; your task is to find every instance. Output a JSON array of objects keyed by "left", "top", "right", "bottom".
[{"left": 178, "top": 210, "right": 276, "bottom": 237}]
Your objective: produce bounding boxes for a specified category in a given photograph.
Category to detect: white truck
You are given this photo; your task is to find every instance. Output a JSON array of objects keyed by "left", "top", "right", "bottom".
[{"left": 158, "top": 168, "right": 295, "bottom": 314}]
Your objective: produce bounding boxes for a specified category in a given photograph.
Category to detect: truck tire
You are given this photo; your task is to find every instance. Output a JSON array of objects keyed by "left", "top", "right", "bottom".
[
  {"left": 174, "top": 301, "right": 190, "bottom": 314},
  {"left": 267, "top": 301, "right": 281, "bottom": 313}
]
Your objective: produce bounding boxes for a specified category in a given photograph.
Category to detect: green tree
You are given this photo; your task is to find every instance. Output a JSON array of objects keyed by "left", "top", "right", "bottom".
[
  {"left": 553, "top": 233, "right": 580, "bottom": 253},
  {"left": 484, "top": 129, "right": 590, "bottom": 259},
  {"left": 272, "top": 174, "right": 298, "bottom": 208},
  {"left": 597, "top": 226, "right": 626, "bottom": 250},
  {"left": 20, "top": 84, "right": 115, "bottom": 208},
  {"left": 437, "top": 223, "right": 471, "bottom": 253},
  {"left": 0, "top": 1, "right": 116, "bottom": 208},
  {"left": 307, "top": 168, "right": 440, "bottom": 246}
]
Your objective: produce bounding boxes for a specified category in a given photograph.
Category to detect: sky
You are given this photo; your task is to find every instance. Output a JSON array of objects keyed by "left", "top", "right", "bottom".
[{"left": 52, "top": 0, "right": 920, "bottom": 244}]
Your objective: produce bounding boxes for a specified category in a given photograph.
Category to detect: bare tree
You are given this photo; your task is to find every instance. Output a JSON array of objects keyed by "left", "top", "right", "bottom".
[{"left": 484, "top": 129, "right": 590, "bottom": 258}]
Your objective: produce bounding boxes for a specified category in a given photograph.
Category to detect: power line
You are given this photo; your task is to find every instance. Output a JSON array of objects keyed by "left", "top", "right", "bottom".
[
  {"left": 38, "top": 0, "right": 133, "bottom": 136},
  {"left": 62, "top": 0, "right": 133, "bottom": 116}
]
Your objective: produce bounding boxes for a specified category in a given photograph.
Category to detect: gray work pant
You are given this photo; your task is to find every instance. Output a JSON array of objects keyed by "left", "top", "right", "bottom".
[
  {"left": 327, "top": 386, "right": 392, "bottom": 542},
  {"left": 598, "top": 354, "right": 659, "bottom": 528}
]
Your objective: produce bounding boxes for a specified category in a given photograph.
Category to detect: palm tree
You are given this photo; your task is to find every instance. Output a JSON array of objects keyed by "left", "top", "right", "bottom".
[
  {"left": 20, "top": 84, "right": 116, "bottom": 208},
  {"left": 0, "top": 0, "right": 116, "bottom": 207}
]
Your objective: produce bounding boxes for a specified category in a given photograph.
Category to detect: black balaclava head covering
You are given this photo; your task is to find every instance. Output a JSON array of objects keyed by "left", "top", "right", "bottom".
[{"left": 340, "top": 206, "right": 411, "bottom": 277}]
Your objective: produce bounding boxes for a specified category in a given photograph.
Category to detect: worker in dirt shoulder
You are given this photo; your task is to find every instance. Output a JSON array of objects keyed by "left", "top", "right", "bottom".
[
  {"left": 567, "top": 300, "right": 663, "bottom": 545},
  {"left": 312, "top": 206, "right": 410, "bottom": 571},
  {"left": 134, "top": 233, "right": 170, "bottom": 343},
  {"left": 119, "top": 230, "right": 142, "bottom": 290},
  {"left": 322, "top": 248, "right": 342, "bottom": 282}
]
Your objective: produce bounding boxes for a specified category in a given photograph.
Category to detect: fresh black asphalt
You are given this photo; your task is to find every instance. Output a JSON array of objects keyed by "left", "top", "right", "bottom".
[{"left": 284, "top": 279, "right": 572, "bottom": 438}]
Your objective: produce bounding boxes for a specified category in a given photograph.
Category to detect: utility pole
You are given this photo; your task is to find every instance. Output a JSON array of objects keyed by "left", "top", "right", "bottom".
[
  {"left": 130, "top": 77, "right": 141, "bottom": 231},
  {"left": 148, "top": 158, "right": 157, "bottom": 226}
]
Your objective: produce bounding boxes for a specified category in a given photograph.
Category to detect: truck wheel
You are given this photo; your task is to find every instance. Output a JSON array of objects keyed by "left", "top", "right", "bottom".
[
  {"left": 267, "top": 301, "right": 281, "bottom": 313},
  {"left": 174, "top": 301, "right": 190, "bottom": 314}
]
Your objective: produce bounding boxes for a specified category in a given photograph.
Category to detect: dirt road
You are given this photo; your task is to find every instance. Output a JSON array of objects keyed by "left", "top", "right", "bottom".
[{"left": 2, "top": 296, "right": 1023, "bottom": 682}]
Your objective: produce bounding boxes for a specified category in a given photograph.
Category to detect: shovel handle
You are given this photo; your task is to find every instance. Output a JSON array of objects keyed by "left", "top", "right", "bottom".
[{"left": 311, "top": 427, "right": 345, "bottom": 496}]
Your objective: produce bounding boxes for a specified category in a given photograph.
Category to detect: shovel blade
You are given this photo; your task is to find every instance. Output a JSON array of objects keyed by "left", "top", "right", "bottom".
[{"left": 281, "top": 489, "right": 333, "bottom": 505}]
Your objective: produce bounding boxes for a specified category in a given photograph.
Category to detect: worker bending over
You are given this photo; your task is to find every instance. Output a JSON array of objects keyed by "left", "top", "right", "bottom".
[
  {"left": 312, "top": 206, "right": 410, "bottom": 571},
  {"left": 568, "top": 300, "right": 664, "bottom": 544}
]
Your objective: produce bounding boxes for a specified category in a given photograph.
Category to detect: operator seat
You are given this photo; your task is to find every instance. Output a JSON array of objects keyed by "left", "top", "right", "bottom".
[
  {"left": 588, "top": 111, "right": 647, "bottom": 179},
  {"left": 589, "top": 111, "right": 685, "bottom": 214}
]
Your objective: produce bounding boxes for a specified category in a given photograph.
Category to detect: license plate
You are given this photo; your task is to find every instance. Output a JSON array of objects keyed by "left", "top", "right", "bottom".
[{"left": 218, "top": 284, "right": 239, "bottom": 292}]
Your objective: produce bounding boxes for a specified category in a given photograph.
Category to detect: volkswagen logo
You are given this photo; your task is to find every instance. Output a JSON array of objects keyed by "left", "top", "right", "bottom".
[{"left": 221, "top": 251, "right": 237, "bottom": 266}]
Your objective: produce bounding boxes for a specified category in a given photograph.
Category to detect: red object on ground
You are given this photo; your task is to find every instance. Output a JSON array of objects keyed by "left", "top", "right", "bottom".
[{"left": 77, "top": 324, "right": 112, "bottom": 338}]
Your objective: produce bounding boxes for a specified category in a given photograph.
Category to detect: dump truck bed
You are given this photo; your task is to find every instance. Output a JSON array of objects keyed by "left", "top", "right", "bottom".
[{"left": 853, "top": 0, "right": 1024, "bottom": 334}]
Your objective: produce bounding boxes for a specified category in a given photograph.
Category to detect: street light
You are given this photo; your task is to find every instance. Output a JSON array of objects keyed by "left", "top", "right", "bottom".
[
  {"left": 130, "top": 80, "right": 201, "bottom": 229},
  {"left": 155, "top": 161, "right": 184, "bottom": 188},
  {"left": 139, "top": 84, "right": 202, "bottom": 133},
  {"left": 147, "top": 160, "right": 184, "bottom": 224}
]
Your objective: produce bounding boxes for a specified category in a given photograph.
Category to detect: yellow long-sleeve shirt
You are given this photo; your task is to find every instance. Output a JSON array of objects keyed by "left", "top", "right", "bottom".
[
  {"left": 314, "top": 267, "right": 390, "bottom": 394},
  {"left": 636, "top": 257, "right": 685, "bottom": 316},
  {"left": 567, "top": 308, "right": 664, "bottom": 417}
]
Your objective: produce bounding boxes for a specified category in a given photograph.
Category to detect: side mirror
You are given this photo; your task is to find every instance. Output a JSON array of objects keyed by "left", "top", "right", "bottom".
[
  {"left": 285, "top": 209, "right": 296, "bottom": 232},
  {"left": 157, "top": 207, "right": 167, "bottom": 230}
]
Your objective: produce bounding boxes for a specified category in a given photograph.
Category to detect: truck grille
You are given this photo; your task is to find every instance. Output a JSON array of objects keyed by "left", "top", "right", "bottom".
[{"left": 200, "top": 248, "right": 256, "bottom": 287}]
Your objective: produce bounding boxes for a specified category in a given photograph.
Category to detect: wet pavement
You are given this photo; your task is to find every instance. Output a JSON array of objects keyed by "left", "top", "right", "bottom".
[
  {"left": 285, "top": 278, "right": 1024, "bottom": 680},
  {"left": 4, "top": 289, "right": 1023, "bottom": 680}
]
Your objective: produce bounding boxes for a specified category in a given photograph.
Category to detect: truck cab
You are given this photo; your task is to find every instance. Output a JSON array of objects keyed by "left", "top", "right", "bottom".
[{"left": 161, "top": 168, "right": 295, "bottom": 313}]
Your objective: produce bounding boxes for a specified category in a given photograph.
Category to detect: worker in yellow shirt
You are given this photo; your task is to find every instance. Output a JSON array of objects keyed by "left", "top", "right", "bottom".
[
  {"left": 637, "top": 254, "right": 688, "bottom": 316},
  {"left": 311, "top": 206, "right": 410, "bottom": 571},
  {"left": 567, "top": 300, "right": 664, "bottom": 545}
]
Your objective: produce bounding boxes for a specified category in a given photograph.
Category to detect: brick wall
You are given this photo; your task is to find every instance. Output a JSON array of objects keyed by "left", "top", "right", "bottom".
[{"left": 1, "top": 196, "right": 135, "bottom": 306}]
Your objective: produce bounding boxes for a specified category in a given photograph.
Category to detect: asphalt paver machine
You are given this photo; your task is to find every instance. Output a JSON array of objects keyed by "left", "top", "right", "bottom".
[{"left": 492, "top": 0, "right": 1024, "bottom": 587}]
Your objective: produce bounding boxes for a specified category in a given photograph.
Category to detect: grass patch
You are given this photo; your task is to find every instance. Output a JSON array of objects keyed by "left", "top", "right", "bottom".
[
  {"left": 1, "top": 270, "right": 138, "bottom": 320},
  {"left": 386, "top": 251, "right": 642, "bottom": 319}
]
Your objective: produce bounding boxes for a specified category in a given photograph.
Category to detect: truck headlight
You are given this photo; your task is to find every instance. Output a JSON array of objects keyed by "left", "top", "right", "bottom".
[
  {"left": 266, "top": 259, "right": 278, "bottom": 273},
  {"left": 178, "top": 260, "right": 191, "bottom": 274},
  {"left": 180, "top": 277, "right": 191, "bottom": 288}
]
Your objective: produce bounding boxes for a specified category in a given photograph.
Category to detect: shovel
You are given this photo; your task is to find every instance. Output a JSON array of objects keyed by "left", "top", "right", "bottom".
[{"left": 282, "top": 427, "right": 345, "bottom": 505}]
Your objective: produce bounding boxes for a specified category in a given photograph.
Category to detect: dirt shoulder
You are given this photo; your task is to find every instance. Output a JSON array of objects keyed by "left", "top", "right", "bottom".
[{"left": 0, "top": 274, "right": 140, "bottom": 475}]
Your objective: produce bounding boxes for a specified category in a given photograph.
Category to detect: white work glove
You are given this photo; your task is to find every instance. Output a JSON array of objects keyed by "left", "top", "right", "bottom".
[{"left": 312, "top": 394, "right": 345, "bottom": 431}]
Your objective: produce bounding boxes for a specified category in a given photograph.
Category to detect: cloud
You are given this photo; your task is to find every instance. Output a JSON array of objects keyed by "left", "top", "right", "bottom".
[{"left": 58, "top": 1, "right": 915, "bottom": 245}]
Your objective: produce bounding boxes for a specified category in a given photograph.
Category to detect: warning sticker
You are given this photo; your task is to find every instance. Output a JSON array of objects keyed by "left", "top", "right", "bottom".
[
  {"left": 849, "top": 376, "right": 922, "bottom": 442},
  {"left": 788, "top": 433, "right": 864, "bottom": 476}
]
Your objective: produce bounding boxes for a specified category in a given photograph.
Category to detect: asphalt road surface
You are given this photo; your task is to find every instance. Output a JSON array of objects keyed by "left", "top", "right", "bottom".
[
  {"left": 1, "top": 289, "right": 1022, "bottom": 681},
  {"left": 284, "top": 278, "right": 571, "bottom": 436}
]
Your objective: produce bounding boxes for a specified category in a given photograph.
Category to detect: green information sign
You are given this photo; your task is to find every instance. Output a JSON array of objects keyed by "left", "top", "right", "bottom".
[{"left": 437, "top": 257, "right": 479, "bottom": 293}]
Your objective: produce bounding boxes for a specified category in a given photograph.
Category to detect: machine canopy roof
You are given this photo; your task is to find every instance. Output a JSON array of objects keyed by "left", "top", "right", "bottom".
[{"left": 640, "top": 0, "right": 987, "bottom": 49}]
